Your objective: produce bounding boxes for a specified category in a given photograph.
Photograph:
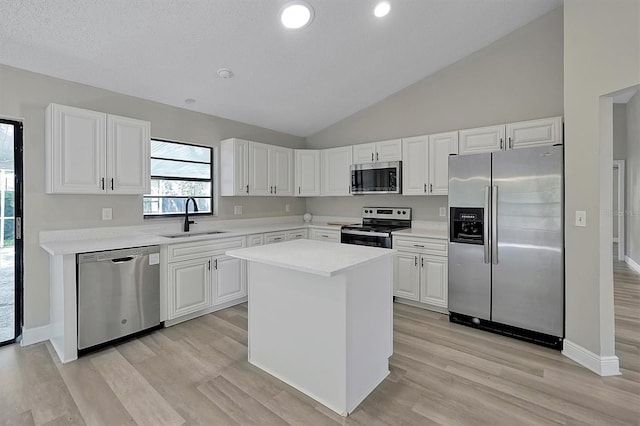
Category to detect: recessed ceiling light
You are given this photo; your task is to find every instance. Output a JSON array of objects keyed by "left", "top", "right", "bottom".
[
  {"left": 280, "top": 1, "right": 314, "bottom": 29},
  {"left": 184, "top": 98, "right": 196, "bottom": 105},
  {"left": 374, "top": 1, "right": 391, "bottom": 18}
]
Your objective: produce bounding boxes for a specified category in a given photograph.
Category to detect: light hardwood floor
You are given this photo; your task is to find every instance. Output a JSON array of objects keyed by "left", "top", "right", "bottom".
[{"left": 1, "top": 259, "right": 639, "bottom": 426}]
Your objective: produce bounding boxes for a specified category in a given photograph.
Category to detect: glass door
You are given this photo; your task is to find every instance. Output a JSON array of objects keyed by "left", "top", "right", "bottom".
[{"left": 0, "top": 119, "right": 23, "bottom": 346}]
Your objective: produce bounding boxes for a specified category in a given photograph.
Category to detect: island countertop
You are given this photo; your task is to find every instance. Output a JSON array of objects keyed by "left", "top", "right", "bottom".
[{"left": 226, "top": 239, "right": 396, "bottom": 277}]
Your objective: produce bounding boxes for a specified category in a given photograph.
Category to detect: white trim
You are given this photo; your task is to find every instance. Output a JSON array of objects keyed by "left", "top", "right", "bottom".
[
  {"left": 625, "top": 256, "right": 640, "bottom": 274},
  {"left": 613, "top": 160, "right": 625, "bottom": 261},
  {"left": 21, "top": 324, "right": 51, "bottom": 346},
  {"left": 562, "top": 339, "right": 621, "bottom": 376},
  {"left": 0, "top": 114, "right": 24, "bottom": 122}
]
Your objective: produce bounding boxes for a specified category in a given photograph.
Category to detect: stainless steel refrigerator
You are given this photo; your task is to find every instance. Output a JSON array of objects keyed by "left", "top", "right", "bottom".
[{"left": 448, "top": 145, "right": 564, "bottom": 348}]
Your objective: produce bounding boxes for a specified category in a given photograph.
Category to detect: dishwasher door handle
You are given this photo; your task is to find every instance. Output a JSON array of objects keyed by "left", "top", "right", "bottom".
[{"left": 110, "top": 256, "right": 136, "bottom": 263}]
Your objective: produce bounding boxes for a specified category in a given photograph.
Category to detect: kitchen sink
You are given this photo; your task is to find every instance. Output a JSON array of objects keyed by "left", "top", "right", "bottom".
[{"left": 162, "top": 230, "right": 227, "bottom": 238}]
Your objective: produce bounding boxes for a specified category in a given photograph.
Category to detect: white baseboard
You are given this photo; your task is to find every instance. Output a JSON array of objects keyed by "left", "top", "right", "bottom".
[
  {"left": 562, "top": 339, "right": 620, "bottom": 376},
  {"left": 21, "top": 324, "right": 51, "bottom": 346},
  {"left": 625, "top": 256, "right": 640, "bottom": 274}
]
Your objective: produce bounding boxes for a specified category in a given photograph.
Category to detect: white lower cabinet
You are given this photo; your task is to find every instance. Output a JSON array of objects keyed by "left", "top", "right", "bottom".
[
  {"left": 309, "top": 228, "right": 341, "bottom": 243},
  {"left": 393, "top": 236, "right": 448, "bottom": 311},
  {"left": 165, "top": 237, "right": 246, "bottom": 323}
]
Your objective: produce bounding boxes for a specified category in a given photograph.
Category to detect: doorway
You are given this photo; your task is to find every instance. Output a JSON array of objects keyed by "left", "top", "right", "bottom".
[{"left": 0, "top": 119, "right": 23, "bottom": 346}]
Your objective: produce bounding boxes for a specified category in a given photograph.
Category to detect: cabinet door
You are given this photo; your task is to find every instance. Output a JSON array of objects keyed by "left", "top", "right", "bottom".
[
  {"left": 321, "top": 146, "right": 352, "bottom": 196},
  {"left": 394, "top": 252, "right": 420, "bottom": 301},
  {"left": 419, "top": 255, "right": 447, "bottom": 308},
  {"left": 45, "top": 103, "right": 106, "bottom": 194},
  {"left": 428, "top": 131, "right": 458, "bottom": 196},
  {"left": 249, "top": 142, "right": 270, "bottom": 195},
  {"left": 264, "top": 232, "right": 286, "bottom": 244},
  {"left": 167, "top": 257, "right": 212, "bottom": 319},
  {"left": 506, "top": 116, "right": 562, "bottom": 149},
  {"left": 107, "top": 114, "right": 150, "bottom": 194},
  {"left": 220, "top": 138, "right": 249, "bottom": 196},
  {"left": 270, "top": 146, "right": 293, "bottom": 196},
  {"left": 402, "top": 136, "right": 428, "bottom": 195},
  {"left": 458, "top": 125, "right": 505, "bottom": 155},
  {"left": 295, "top": 150, "right": 321, "bottom": 196},
  {"left": 352, "top": 143, "right": 376, "bottom": 164},
  {"left": 286, "top": 229, "right": 307, "bottom": 240},
  {"left": 213, "top": 255, "right": 246, "bottom": 305},
  {"left": 376, "top": 139, "right": 402, "bottom": 162}
]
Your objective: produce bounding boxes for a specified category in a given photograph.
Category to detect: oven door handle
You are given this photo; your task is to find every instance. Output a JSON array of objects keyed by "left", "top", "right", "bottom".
[{"left": 341, "top": 229, "right": 390, "bottom": 238}]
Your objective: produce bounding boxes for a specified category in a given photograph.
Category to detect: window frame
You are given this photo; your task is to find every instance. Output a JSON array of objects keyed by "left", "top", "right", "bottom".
[{"left": 144, "top": 138, "right": 215, "bottom": 219}]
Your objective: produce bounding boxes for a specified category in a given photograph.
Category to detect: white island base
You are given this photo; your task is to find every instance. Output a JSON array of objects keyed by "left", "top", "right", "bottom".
[{"left": 228, "top": 239, "right": 394, "bottom": 416}]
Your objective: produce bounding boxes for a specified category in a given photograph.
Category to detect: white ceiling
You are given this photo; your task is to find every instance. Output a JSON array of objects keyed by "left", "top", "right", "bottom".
[{"left": 0, "top": 0, "right": 562, "bottom": 137}]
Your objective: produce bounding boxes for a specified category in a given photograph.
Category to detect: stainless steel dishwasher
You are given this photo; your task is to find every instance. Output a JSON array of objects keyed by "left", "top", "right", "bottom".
[{"left": 77, "top": 246, "right": 161, "bottom": 350}]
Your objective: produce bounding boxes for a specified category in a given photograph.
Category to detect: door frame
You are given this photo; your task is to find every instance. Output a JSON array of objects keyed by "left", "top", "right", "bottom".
[
  {"left": 0, "top": 118, "right": 23, "bottom": 346},
  {"left": 613, "top": 160, "right": 625, "bottom": 261}
]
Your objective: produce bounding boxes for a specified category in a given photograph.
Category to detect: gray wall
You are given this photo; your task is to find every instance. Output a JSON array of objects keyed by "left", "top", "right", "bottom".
[
  {"left": 613, "top": 104, "right": 628, "bottom": 160},
  {"left": 627, "top": 92, "right": 640, "bottom": 264},
  {"left": 0, "top": 64, "right": 306, "bottom": 329},
  {"left": 564, "top": 0, "right": 639, "bottom": 357},
  {"left": 306, "top": 7, "right": 563, "bottom": 221}
]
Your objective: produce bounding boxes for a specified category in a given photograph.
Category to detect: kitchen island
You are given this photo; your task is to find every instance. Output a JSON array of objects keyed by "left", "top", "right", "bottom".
[{"left": 226, "top": 239, "right": 396, "bottom": 416}]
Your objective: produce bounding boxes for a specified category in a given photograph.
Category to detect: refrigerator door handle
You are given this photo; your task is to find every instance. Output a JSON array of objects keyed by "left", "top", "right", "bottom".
[
  {"left": 492, "top": 185, "right": 498, "bottom": 264},
  {"left": 484, "top": 186, "right": 491, "bottom": 264}
]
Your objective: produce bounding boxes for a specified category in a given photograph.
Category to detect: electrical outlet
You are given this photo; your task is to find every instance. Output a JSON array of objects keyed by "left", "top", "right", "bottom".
[
  {"left": 234, "top": 205, "right": 243, "bottom": 215},
  {"left": 285, "top": 204, "right": 290, "bottom": 212},
  {"left": 439, "top": 207, "right": 447, "bottom": 217},
  {"left": 575, "top": 210, "right": 586, "bottom": 227},
  {"left": 102, "top": 207, "right": 112, "bottom": 221}
]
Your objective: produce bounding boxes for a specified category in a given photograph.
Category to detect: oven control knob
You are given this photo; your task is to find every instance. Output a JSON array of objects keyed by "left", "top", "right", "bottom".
[
  {"left": 397, "top": 210, "right": 400, "bottom": 214},
  {"left": 403, "top": 210, "right": 407, "bottom": 215}
]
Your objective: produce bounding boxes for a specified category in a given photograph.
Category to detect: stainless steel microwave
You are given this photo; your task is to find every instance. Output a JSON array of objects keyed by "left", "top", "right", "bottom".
[{"left": 351, "top": 161, "right": 402, "bottom": 194}]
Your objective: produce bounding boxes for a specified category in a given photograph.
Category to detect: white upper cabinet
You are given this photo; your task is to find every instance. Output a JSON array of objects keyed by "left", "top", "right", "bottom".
[
  {"left": 402, "top": 131, "right": 458, "bottom": 196},
  {"left": 352, "top": 139, "right": 402, "bottom": 164},
  {"left": 459, "top": 117, "right": 563, "bottom": 155},
  {"left": 220, "top": 138, "right": 293, "bottom": 196},
  {"left": 269, "top": 145, "right": 294, "bottom": 196},
  {"left": 322, "top": 146, "right": 352, "bottom": 196},
  {"left": 506, "top": 116, "right": 563, "bottom": 149},
  {"left": 45, "top": 103, "right": 150, "bottom": 194},
  {"left": 458, "top": 125, "right": 505, "bottom": 155},
  {"left": 220, "top": 138, "right": 249, "bottom": 196},
  {"left": 428, "top": 131, "right": 458, "bottom": 195},
  {"left": 295, "top": 150, "right": 321, "bottom": 196}
]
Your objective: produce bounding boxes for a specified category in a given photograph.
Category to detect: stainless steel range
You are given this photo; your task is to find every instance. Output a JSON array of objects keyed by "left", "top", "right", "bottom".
[{"left": 341, "top": 207, "right": 412, "bottom": 248}]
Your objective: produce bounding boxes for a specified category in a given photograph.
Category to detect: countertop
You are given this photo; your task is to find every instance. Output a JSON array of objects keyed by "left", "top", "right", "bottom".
[
  {"left": 39, "top": 221, "right": 344, "bottom": 256},
  {"left": 392, "top": 227, "right": 448, "bottom": 239},
  {"left": 226, "top": 239, "right": 396, "bottom": 277}
]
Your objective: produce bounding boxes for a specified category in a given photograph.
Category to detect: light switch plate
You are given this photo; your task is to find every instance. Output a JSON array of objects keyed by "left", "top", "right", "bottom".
[
  {"left": 439, "top": 207, "right": 447, "bottom": 217},
  {"left": 102, "top": 207, "right": 112, "bottom": 221},
  {"left": 234, "top": 205, "right": 242, "bottom": 215},
  {"left": 575, "top": 210, "right": 586, "bottom": 227}
]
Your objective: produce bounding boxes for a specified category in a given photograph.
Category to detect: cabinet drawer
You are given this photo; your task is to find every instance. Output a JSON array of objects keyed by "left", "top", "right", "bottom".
[
  {"left": 310, "top": 228, "right": 340, "bottom": 243},
  {"left": 246, "top": 234, "right": 264, "bottom": 247},
  {"left": 264, "top": 231, "right": 286, "bottom": 244},
  {"left": 167, "top": 237, "right": 245, "bottom": 262},
  {"left": 393, "top": 237, "right": 447, "bottom": 256},
  {"left": 286, "top": 228, "right": 307, "bottom": 240}
]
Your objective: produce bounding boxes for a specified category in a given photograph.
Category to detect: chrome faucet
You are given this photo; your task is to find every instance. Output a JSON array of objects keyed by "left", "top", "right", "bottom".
[{"left": 184, "top": 197, "right": 199, "bottom": 232}]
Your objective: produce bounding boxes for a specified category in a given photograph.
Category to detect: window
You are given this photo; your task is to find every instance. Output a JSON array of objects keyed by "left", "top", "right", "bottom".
[{"left": 144, "top": 139, "right": 213, "bottom": 218}]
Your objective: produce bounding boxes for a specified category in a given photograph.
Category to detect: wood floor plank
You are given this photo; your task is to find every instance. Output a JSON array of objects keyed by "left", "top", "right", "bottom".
[{"left": 90, "top": 348, "right": 185, "bottom": 426}]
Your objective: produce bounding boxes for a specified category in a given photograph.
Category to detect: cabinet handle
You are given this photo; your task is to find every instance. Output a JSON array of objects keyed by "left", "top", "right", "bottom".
[
  {"left": 429, "top": 183, "right": 433, "bottom": 193},
  {"left": 413, "top": 244, "right": 425, "bottom": 248},
  {"left": 371, "top": 153, "right": 374, "bottom": 162},
  {"left": 111, "top": 178, "right": 114, "bottom": 190},
  {"left": 421, "top": 258, "right": 424, "bottom": 267},
  {"left": 270, "top": 186, "right": 273, "bottom": 194},
  {"left": 376, "top": 152, "right": 379, "bottom": 161},
  {"left": 500, "top": 138, "right": 504, "bottom": 150},
  {"left": 208, "top": 260, "right": 211, "bottom": 270},
  {"left": 298, "top": 186, "right": 301, "bottom": 194},
  {"left": 246, "top": 184, "right": 249, "bottom": 194},
  {"left": 415, "top": 256, "right": 418, "bottom": 266},
  {"left": 509, "top": 137, "right": 513, "bottom": 149},
  {"left": 101, "top": 177, "right": 105, "bottom": 190},
  {"left": 214, "top": 259, "right": 218, "bottom": 269},
  {"left": 274, "top": 186, "right": 277, "bottom": 194},
  {"left": 424, "top": 183, "right": 427, "bottom": 193}
]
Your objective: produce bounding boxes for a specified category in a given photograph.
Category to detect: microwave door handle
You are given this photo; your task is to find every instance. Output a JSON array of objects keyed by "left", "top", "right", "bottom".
[{"left": 484, "top": 186, "right": 491, "bottom": 264}]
